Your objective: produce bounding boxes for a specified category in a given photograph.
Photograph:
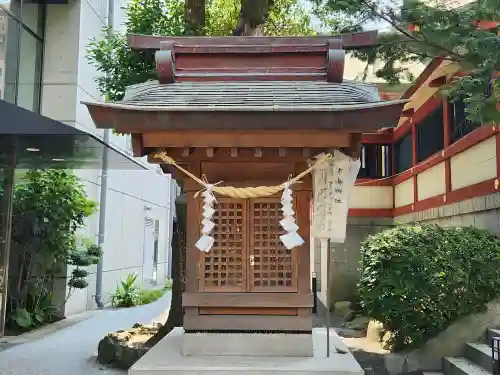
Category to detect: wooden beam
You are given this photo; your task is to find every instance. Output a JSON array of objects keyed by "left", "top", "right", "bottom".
[
  {"left": 148, "top": 147, "right": 328, "bottom": 163},
  {"left": 342, "top": 134, "right": 363, "bottom": 159},
  {"left": 142, "top": 130, "right": 352, "bottom": 148},
  {"left": 131, "top": 134, "right": 145, "bottom": 157},
  {"left": 127, "top": 31, "right": 378, "bottom": 50},
  {"left": 182, "top": 147, "right": 193, "bottom": 157},
  {"left": 183, "top": 293, "right": 313, "bottom": 308}
]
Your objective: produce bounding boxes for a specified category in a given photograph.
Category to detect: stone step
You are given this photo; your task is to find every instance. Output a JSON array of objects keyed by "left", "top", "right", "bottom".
[
  {"left": 486, "top": 329, "right": 500, "bottom": 344},
  {"left": 130, "top": 328, "right": 364, "bottom": 375},
  {"left": 443, "top": 357, "right": 491, "bottom": 375},
  {"left": 465, "top": 343, "right": 493, "bottom": 373}
]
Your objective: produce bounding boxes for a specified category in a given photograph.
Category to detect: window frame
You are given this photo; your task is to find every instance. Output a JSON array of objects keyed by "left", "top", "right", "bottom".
[{"left": 0, "top": 1, "right": 45, "bottom": 111}]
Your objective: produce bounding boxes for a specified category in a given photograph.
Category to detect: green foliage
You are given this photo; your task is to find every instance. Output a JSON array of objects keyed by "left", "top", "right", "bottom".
[
  {"left": 67, "top": 242, "right": 101, "bottom": 295},
  {"left": 9, "top": 279, "right": 61, "bottom": 330},
  {"left": 137, "top": 288, "right": 166, "bottom": 304},
  {"left": 313, "top": 0, "right": 500, "bottom": 124},
  {"left": 4, "top": 170, "right": 98, "bottom": 332},
  {"left": 358, "top": 224, "right": 500, "bottom": 351},
  {"left": 111, "top": 273, "right": 140, "bottom": 307},
  {"left": 111, "top": 276, "right": 172, "bottom": 307},
  {"left": 205, "top": 0, "right": 315, "bottom": 36},
  {"left": 87, "top": 0, "right": 318, "bottom": 103}
]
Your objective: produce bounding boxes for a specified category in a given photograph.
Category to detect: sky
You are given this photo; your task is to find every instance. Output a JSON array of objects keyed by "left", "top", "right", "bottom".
[{"left": 301, "top": 0, "right": 395, "bottom": 33}]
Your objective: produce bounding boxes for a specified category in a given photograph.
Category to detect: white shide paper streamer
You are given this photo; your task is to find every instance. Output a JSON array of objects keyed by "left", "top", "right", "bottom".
[
  {"left": 195, "top": 185, "right": 216, "bottom": 252},
  {"left": 279, "top": 183, "right": 305, "bottom": 250}
]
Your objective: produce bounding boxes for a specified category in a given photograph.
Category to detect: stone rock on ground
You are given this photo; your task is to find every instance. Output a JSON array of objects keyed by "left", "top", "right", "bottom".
[
  {"left": 348, "top": 316, "right": 371, "bottom": 332},
  {"left": 333, "top": 301, "right": 356, "bottom": 320},
  {"left": 97, "top": 323, "right": 158, "bottom": 369}
]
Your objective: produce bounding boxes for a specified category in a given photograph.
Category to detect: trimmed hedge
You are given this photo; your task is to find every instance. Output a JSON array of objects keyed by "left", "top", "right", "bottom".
[{"left": 358, "top": 224, "right": 500, "bottom": 351}]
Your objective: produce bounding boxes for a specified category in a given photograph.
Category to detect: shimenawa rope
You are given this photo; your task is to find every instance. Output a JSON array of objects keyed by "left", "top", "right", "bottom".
[{"left": 153, "top": 151, "right": 332, "bottom": 198}]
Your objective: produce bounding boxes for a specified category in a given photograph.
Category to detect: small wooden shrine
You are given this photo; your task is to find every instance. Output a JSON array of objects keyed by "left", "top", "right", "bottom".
[{"left": 84, "top": 33, "right": 405, "bottom": 336}]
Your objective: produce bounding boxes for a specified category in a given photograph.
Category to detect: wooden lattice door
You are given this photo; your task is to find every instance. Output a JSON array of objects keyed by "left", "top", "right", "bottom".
[
  {"left": 201, "top": 199, "right": 247, "bottom": 292},
  {"left": 200, "top": 197, "right": 298, "bottom": 293},
  {"left": 248, "top": 198, "right": 298, "bottom": 292}
]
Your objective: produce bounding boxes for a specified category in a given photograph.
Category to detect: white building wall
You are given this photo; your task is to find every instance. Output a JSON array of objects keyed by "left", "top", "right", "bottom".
[{"left": 41, "top": 0, "right": 177, "bottom": 316}]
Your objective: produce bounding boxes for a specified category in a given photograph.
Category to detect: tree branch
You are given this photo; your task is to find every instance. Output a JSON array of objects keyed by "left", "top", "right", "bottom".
[{"left": 359, "top": 0, "right": 464, "bottom": 59}]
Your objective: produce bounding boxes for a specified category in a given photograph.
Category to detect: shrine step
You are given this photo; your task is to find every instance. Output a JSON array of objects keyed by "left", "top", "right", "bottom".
[
  {"left": 182, "top": 332, "right": 313, "bottom": 357},
  {"left": 129, "top": 328, "right": 364, "bottom": 375}
]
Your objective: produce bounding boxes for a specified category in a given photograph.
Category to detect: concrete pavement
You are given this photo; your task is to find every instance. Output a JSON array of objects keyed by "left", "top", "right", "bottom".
[{"left": 0, "top": 291, "right": 171, "bottom": 375}]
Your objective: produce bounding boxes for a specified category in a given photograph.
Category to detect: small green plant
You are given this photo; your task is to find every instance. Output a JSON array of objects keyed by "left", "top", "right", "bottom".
[
  {"left": 137, "top": 289, "right": 166, "bottom": 305},
  {"left": 111, "top": 273, "right": 140, "bottom": 307},
  {"left": 164, "top": 278, "right": 173, "bottom": 290},
  {"left": 10, "top": 280, "right": 60, "bottom": 330},
  {"left": 358, "top": 224, "right": 500, "bottom": 351},
  {"left": 67, "top": 242, "right": 103, "bottom": 298}
]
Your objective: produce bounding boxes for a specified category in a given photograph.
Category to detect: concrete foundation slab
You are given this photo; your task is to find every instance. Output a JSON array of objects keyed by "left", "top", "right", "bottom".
[
  {"left": 182, "top": 332, "right": 313, "bottom": 357},
  {"left": 129, "top": 328, "right": 364, "bottom": 375}
]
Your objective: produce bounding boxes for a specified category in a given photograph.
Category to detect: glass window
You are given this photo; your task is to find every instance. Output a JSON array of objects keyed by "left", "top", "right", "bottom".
[
  {"left": 0, "top": 8, "right": 20, "bottom": 105},
  {"left": 0, "top": 0, "right": 43, "bottom": 38},
  {"left": 395, "top": 132, "right": 413, "bottom": 173},
  {"left": 449, "top": 100, "right": 483, "bottom": 143},
  {"left": 417, "top": 105, "right": 444, "bottom": 162},
  {"left": 0, "top": 2, "right": 44, "bottom": 112},
  {"left": 19, "top": 0, "right": 44, "bottom": 37},
  {"left": 358, "top": 144, "right": 392, "bottom": 178},
  {"left": 17, "top": 28, "right": 42, "bottom": 112}
]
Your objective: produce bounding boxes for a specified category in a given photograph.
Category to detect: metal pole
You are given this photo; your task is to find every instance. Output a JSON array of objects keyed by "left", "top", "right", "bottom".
[
  {"left": 0, "top": 137, "right": 16, "bottom": 335},
  {"left": 326, "top": 238, "right": 331, "bottom": 357},
  {"left": 94, "top": 0, "right": 114, "bottom": 309},
  {"left": 312, "top": 272, "right": 317, "bottom": 314}
]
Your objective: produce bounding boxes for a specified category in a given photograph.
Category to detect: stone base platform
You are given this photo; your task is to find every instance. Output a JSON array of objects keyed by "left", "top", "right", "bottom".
[
  {"left": 129, "top": 328, "right": 363, "bottom": 375},
  {"left": 182, "top": 331, "right": 313, "bottom": 357}
]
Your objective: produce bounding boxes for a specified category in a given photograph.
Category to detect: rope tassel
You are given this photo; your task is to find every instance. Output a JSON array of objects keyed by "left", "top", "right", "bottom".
[
  {"left": 279, "top": 183, "right": 304, "bottom": 250},
  {"left": 195, "top": 185, "right": 216, "bottom": 252}
]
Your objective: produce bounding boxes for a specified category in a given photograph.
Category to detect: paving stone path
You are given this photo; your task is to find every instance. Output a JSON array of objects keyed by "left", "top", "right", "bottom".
[{"left": 0, "top": 292, "right": 171, "bottom": 375}]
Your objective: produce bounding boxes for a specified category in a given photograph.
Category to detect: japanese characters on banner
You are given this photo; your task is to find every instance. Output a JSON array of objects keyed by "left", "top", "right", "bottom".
[{"left": 312, "top": 150, "right": 361, "bottom": 242}]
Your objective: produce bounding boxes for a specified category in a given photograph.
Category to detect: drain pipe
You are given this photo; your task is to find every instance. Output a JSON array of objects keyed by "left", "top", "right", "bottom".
[{"left": 95, "top": 0, "right": 114, "bottom": 309}]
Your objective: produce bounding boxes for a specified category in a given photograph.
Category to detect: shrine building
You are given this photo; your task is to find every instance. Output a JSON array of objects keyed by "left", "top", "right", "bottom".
[
  {"left": 312, "top": 56, "right": 499, "bottom": 312},
  {"left": 84, "top": 33, "right": 406, "bottom": 338}
]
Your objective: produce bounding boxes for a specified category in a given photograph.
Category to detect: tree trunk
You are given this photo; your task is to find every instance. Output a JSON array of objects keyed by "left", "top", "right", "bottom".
[
  {"left": 184, "top": 0, "right": 206, "bottom": 36},
  {"left": 145, "top": 0, "right": 205, "bottom": 349},
  {"left": 146, "top": 193, "right": 186, "bottom": 347},
  {"left": 233, "top": 0, "right": 271, "bottom": 36}
]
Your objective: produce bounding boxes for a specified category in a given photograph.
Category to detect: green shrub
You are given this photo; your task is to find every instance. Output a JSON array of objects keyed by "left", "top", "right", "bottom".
[
  {"left": 164, "top": 278, "right": 173, "bottom": 290},
  {"left": 137, "top": 289, "right": 166, "bottom": 305},
  {"left": 358, "top": 224, "right": 500, "bottom": 351}
]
